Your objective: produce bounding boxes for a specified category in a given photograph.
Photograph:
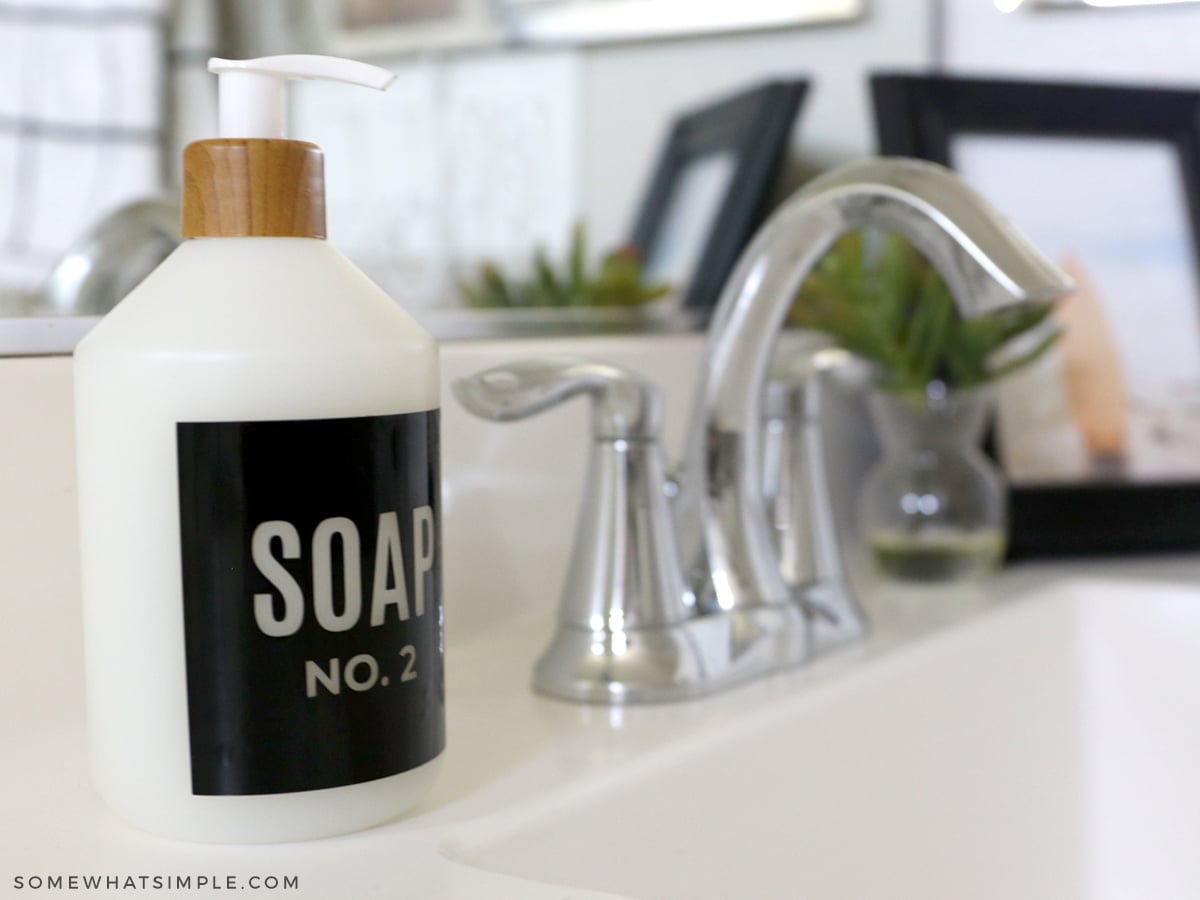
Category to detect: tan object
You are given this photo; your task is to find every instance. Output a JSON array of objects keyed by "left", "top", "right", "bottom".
[
  {"left": 1056, "top": 253, "right": 1127, "bottom": 458},
  {"left": 181, "top": 139, "right": 326, "bottom": 239}
]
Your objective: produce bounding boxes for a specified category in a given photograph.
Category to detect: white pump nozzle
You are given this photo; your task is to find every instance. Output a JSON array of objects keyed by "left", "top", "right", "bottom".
[{"left": 209, "top": 55, "right": 397, "bottom": 140}]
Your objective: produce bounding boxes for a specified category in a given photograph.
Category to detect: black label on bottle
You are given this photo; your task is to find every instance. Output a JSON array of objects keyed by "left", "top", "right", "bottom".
[{"left": 177, "top": 410, "right": 444, "bottom": 797}]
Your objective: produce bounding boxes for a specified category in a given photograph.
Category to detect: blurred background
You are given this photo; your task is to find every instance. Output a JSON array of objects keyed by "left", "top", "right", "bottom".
[{"left": 1, "top": 0, "right": 1199, "bottom": 326}]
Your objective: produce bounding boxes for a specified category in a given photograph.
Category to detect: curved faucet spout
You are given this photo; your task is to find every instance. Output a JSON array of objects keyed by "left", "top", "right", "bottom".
[
  {"left": 677, "top": 157, "right": 1074, "bottom": 642},
  {"left": 797, "top": 158, "right": 1074, "bottom": 312}
]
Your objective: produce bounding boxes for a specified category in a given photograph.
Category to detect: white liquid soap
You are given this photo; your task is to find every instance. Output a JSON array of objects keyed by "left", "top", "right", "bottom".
[{"left": 74, "top": 55, "right": 444, "bottom": 843}]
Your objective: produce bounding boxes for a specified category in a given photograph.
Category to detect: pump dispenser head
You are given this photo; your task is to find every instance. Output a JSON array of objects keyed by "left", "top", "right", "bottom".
[
  {"left": 182, "top": 54, "right": 396, "bottom": 239},
  {"left": 209, "top": 55, "right": 396, "bottom": 139}
]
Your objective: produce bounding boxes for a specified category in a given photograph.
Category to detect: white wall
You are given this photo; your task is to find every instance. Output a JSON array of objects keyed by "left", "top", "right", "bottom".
[{"left": 943, "top": 1, "right": 1200, "bottom": 84}]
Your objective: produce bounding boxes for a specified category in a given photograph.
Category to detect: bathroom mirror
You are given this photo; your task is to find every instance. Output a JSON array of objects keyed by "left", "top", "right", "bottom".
[{"left": 496, "top": 0, "right": 863, "bottom": 45}]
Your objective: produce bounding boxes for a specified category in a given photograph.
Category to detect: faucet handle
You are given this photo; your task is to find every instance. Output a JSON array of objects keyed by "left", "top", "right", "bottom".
[
  {"left": 452, "top": 357, "right": 662, "bottom": 441},
  {"left": 453, "top": 357, "right": 700, "bottom": 704},
  {"left": 764, "top": 339, "right": 852, "bottom": 590},
  {"left": 762, "top": 342, "right": 867, "bottom": 647}
]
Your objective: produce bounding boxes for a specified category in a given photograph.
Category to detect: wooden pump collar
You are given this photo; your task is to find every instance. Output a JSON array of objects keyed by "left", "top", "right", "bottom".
[{"left": 182, "top": 139, "right": 326, "bottom": 238}]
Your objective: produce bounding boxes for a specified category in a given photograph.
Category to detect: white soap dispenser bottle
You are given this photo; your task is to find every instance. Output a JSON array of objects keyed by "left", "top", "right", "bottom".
[{"left": 74, "top": 55, "right": 444, "bottom": 844}]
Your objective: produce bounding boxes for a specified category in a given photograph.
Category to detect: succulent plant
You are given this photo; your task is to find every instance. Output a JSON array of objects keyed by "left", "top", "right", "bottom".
[
  {"left": 789, "top": 229, "right": 1060, "bottom": 393},
  {"left": 457, "top": 223, "right": 670, "bottom": 310}
]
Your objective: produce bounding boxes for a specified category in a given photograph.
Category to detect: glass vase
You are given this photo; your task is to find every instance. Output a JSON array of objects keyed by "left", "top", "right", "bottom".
[{"left": 859, "top": 383, "right": 1007, "bottom": 583}]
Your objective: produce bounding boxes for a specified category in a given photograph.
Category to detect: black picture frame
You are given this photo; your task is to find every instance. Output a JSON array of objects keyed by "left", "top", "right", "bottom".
[
  {"left": 871, "top": 72, "right": 1200, "bottom": 559},
  {"left": 629, "top": 79, "right": 807, "bottom": 314}
]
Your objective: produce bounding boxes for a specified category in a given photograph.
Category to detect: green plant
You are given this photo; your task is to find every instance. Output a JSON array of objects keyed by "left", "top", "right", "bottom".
[
  {"left": 457, "top": 223, "right": 670, "bottom": 310},
  {"left": 789, "top": 230, "right": 1060, "bottom": 392}
]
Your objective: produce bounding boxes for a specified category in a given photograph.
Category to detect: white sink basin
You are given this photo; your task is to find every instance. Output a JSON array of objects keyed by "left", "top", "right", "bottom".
[
  {"left": 14, "top": 348, "right": 1200, "bottom": 899},
  {"left": 445, "top": 579, "right": 1200, "bottom": 899}
]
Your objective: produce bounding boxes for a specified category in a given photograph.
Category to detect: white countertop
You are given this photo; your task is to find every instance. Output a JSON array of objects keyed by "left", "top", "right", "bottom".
[{"left": 5, "top": 351, "right": 1200, "bottom": 898}]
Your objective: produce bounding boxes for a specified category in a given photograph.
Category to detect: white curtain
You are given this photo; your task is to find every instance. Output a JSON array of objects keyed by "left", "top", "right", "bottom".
[{"left": 0, "top": 0, "right": 174, "bottom": 297}]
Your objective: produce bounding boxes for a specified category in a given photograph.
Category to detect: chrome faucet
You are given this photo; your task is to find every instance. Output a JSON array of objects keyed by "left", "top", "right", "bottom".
[{"left": 455, "top": 158, "right": 1074, "bottom": 704}]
